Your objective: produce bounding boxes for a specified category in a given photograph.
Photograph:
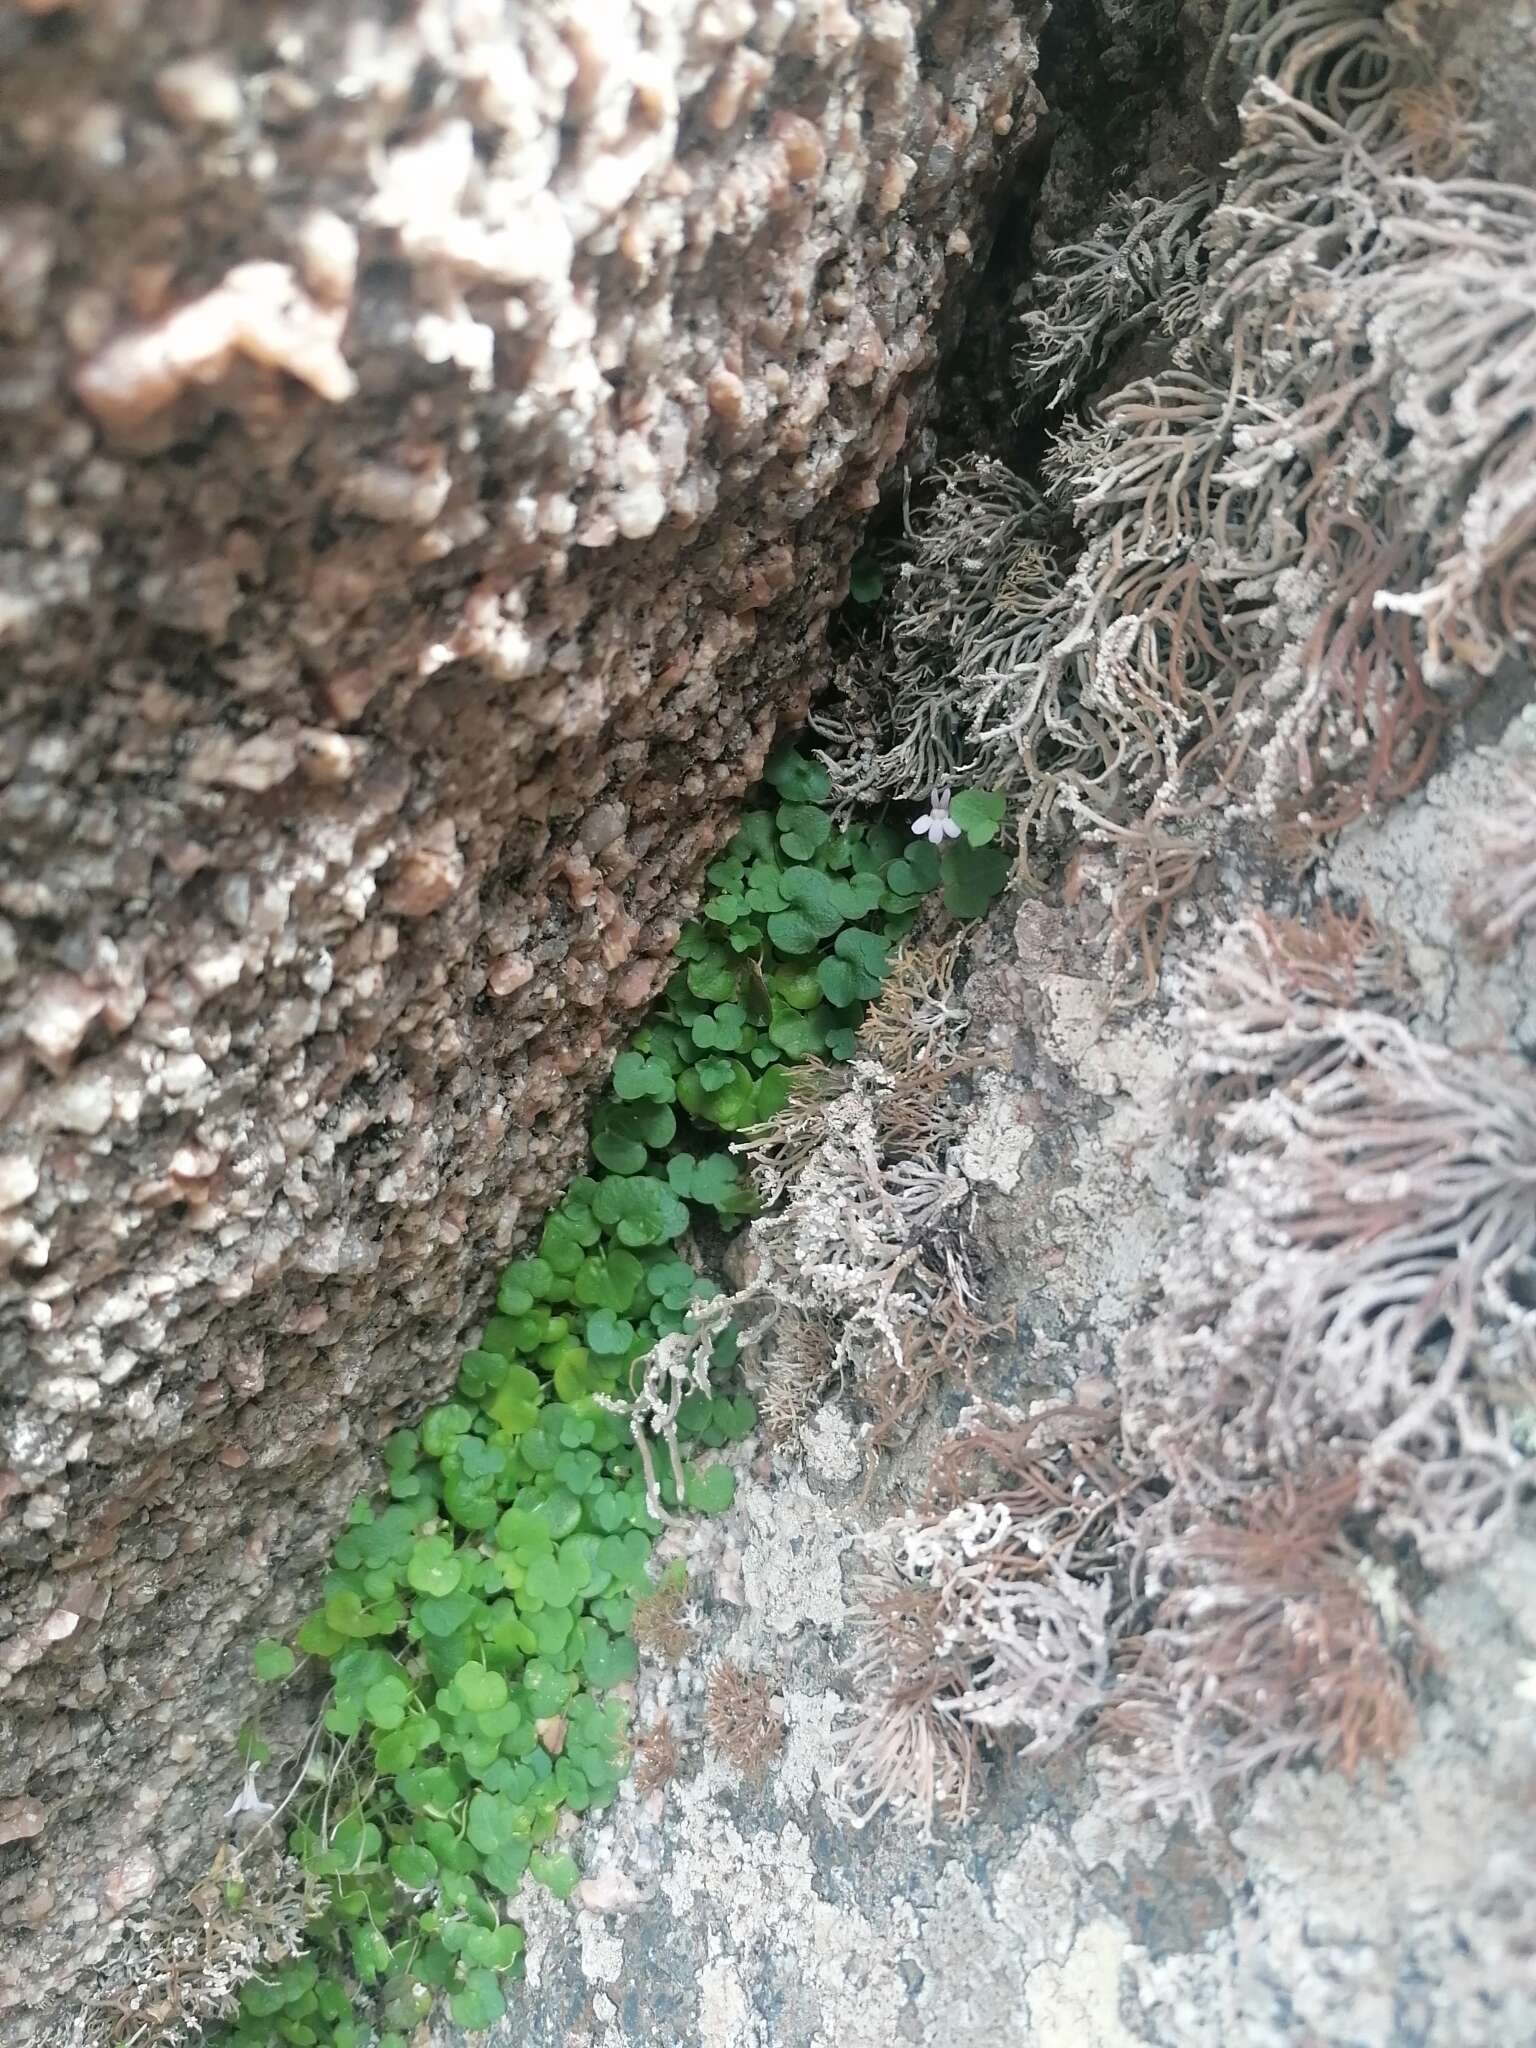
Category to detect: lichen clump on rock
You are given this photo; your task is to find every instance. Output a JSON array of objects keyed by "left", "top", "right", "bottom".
[
  {"left": 832, "top": 0, "right": 1536, "bottom": 978},
  {"left": 820, "top": 0, "right": 1536, "bottom": 1844}
]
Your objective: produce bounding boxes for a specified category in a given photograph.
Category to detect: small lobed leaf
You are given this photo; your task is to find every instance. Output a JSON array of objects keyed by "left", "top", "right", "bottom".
[
  {"left": 578, "top": 1619, "right": 638, "bottom": 1690},
  {"left": 421, "top": 1403, "right": 474, "bottom": 1459},
  {"left": 815, "top": 956, "right": 861, "bottom": 1008},
  {"left": 776, "top": 800, "right": 833, "bottom": 861},
  {"left": 591, "top": 1174, "right": 689, "bottom": 1247},
  {"left": 769, "top": 965, "right": 822, "bottom": 1011},
  {"left": 684, "top": 1464, "right": 737, "bottom": 1515},
  {"left": 591, "top": 1128, "right": 645, "bottom": 1175},
  {"left": 529, "top": 1848, "right": 581, "bottom": 1900},
  {"left": 767, "top": 1000, "right": 829, "bottom": 1059},
  {"left": 687, "top": 1152, "right": 742, "bottom": 1209},
  {"left": 457, "top": 1664, "right": 510, "bottom": 1715},
  {"left": 364, "top": 1675, "right": 411, "bottom": 1730},
  {"left": 765, "top": 906, "right": 822, "bottom": 955},
  {"left": 407, "top": 1538, "right": 462, "bottom": 1599},
  {"left": 449, "top": 1968, "right": 507, "bottom": 2032},
  {"left": 764, "top": 746, "right": 831, "bottom": 803},
  {"left": 252, "top": 1639, "right": 296, "bottom": 1684},
  {"left": 389, "top": 1841, "right": 438, "bottom": 1891},
  {"left": 947, "top": 788, "right": 1006, "bottom": 845},
  {"left": 611, "top": 1050, "right": 676, "bottom": 1103},
  {"left": 585, "top": 1308, "right": 637, "bottom": 1357},
  {"left": 940, "top": 838, "right": 1010, "bottom": 918},
  {"left": 464, "top": 1921, "right": 525, "bottom": 1971},
  {"left": 834, "top": 925, "right": 890, "bottom": 980},
  {"left": 886, "top": 839, "right": 942, "bottom": 897}
]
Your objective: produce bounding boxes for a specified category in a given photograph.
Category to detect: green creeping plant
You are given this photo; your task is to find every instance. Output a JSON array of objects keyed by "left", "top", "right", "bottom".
[
  {"left": 216, "top": 750, "right": 1006, "bottom": 2046},
  {"left": 848, "top": 556, "right": 884, "bottom": 606}
]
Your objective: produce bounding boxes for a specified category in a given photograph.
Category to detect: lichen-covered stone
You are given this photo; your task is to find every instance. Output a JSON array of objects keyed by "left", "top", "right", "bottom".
[
  {"left": 0, "top": 0, "right": 1043, "bottom": 2022},
  {"left": 497, "top": 715, "right": 1535, "bottom": 2048}
]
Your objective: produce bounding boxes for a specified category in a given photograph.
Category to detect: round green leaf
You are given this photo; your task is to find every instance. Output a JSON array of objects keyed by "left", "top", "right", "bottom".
[
  {"left": 530, "top": 1847, "right": 581, "bottom": 1900},
  {"left": 421, "top": 1404, "right": 473, "bottom": 1459},
  {"left": 252, "top": 1639, "right": 296, "bottom": 1684},
  {"left": 578, "top": 1621, "right": 638, "bottom": 1691},
  {"left": 407, "top": 1539, "right": 462, "bottom": 1599},
  {"left": 612, "top": 1051, "right": 675, "bottom": 1103},
  {"left": 592, "top": 1128, "right": 647, "bottom": 1174},
  {"left": 940, "top": 839, "right": 1010, "bottom": 918},
  {"left": 684, "top": 1463, "right": 737, "bottom": 1515},
  {"left": 770, "top": 966, "right": 823, "bottom": 1011},
  {"left": 464, "top": 1921, "right": 525, "bottom": 1970},
  {"left": 466, "top": 1789, "right": 517, "bottom": 1856},
  {"left": 815, "top": 957, "right": 860, "bottom": 1008},
  {"left": 364, "top": 1676, "right": 411, "bottom": 1730},
  {"left": 948, "top": 788, "right": 1006, "bottom": 845},
  {"left": 767, "top": 1001, "right": 828, "bottom": 1058},
  {"left": 457, "top": 1664, "right": 510, "bottom": 1714},
  {"left": 389, "top": 1841, "right": 438, "bottom": 1890},
  {"left": 520, "top": 1658, "right": 572, "bottom": 1719},
  {"left": 449, "top": 1968, "right": 507, "bottom": 2032},
  {"left": 764, "top": 746, "right": 831, "bottom": 802},
  {"left": 585, "top": 1308, "right": 636, "bottom": 1357},
  {"left": 765, "top": 907, "right": 821, "bottom": 955},
  {"left": 523, "top": 1554, "right": 581, "bottom": 1607}
]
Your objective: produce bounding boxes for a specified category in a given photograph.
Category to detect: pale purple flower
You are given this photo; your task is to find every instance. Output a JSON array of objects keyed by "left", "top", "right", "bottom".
[
  {"left": 223, "top": 1768, "right": 274, "bottom": 1828},
  {"left": 913, "top": 789, "right": 962, "bottom": 847}
]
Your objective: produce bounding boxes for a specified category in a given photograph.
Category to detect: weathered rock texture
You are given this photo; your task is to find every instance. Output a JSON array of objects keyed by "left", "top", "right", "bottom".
[{"left": 0, "top": 0, "right": 1043, "bottom": 2021}]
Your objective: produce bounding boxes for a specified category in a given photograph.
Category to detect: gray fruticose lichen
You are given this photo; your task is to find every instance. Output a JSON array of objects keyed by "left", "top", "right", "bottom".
[
  {"left": 823, "top": 0, "right": 1536, "bottom": 970},
  {"left": 775, "top": 0, "right": 1536, "bottom": 1852}
]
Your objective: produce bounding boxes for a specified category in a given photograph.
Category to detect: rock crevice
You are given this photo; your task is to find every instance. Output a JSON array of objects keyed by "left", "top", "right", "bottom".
[{"left": 0, "top": 1, "right": 1042, "bottom": 2019}]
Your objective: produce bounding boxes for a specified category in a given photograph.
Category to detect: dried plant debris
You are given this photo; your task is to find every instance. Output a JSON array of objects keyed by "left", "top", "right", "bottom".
[
  {"left": 704, "top": 1662, "right": 784, "bottom": 1785},
  {"left": 839, "top": 1568, "right": 984, "bottom": 1831},
  {"left": 1105, "top": 1475, "right": 1426, "bottom": 1831},
  {"left": 842, "top": 890, "right": 1534, "bottom": 1833},
  {"left": 543, "top": 941, "right": 991, "bottom": 1547},
  {"left": 1135, "top": 1013, "right": 1536, "bottom": 1571},
  {"left": 830, "top": 0, "right": 1536, "bottom": 989}
]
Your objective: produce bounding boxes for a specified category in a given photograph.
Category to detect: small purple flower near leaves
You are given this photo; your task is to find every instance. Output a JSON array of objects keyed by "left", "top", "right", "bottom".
[
  {"left": 223, "top": 1767, "right": 275, "bottom": 1829},
  {"left": 913, "top": 788, "right": 962, "bottom": 847}
]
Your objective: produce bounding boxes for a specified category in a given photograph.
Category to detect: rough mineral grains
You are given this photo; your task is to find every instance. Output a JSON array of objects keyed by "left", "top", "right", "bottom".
[{"left": 0, "top": 0, "right": 1043, "bottom": 2023}]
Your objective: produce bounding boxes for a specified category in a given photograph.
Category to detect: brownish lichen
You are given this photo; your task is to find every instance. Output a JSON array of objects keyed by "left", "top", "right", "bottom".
[
  {"left": 631, "top": 1573, "right": 695, "bottom": 1666},
  {"left": 839, "top": 1403, "right": 1151, "bottom": 1830},
  {"left": 838, "top": 1570, "right": 983, "bottom": 1832},
  {"left": 722, "top": 929, "right": 993, "bottom": 1458},
  {"left": 74, "top": 1837, "right": 306, "bottom": 2048},
  {"left": 1105, "top": 1475, "right": 1427, "bottom": 1832},
  {"left": 1176, "top": 901, "right": 1416, "bottom": 1116},
  {"left": 704, "top": 1662, "right": 784, "bottom": 1785},
  {"left": 844, "top": 854, "right": 1532, "bottom": 1834},
  {"left": 631, "top": 1714, "right": 684, "bottom": 1800},
  {"left": 1457, "top": 758, "right": 1536, "bottom": 958}
]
